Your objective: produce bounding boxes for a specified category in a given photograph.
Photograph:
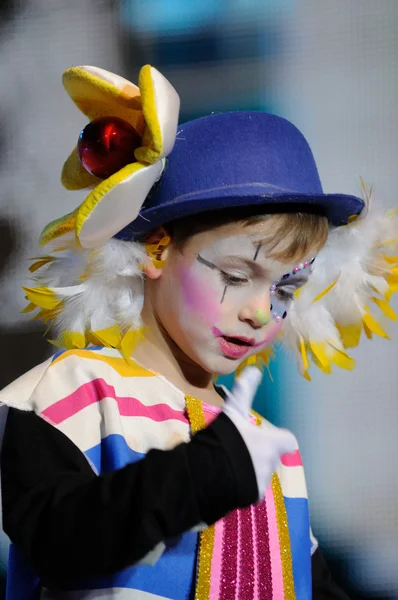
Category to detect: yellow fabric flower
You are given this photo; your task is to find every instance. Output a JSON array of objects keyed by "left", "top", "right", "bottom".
[{"left": 40, "top": 65, "right": 180, "bottom": 249}]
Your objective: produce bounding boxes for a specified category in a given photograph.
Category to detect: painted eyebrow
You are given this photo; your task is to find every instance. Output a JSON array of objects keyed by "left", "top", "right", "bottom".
[
  {"left": 197, "top": 254, "right": 217, "bottom": 269},
  {"left": 276, "top": 276, "right": 308, "bottom": 287}
]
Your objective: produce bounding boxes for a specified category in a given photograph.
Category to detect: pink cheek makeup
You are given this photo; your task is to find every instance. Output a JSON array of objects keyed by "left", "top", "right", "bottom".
[{"left": 179, "top": 264, "right": 220, "bottom": 324}]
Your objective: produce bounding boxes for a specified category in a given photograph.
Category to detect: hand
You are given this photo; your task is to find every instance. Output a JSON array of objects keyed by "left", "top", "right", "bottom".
[{"left": 222, "top": 367, "right": 297, "bottom": 499}]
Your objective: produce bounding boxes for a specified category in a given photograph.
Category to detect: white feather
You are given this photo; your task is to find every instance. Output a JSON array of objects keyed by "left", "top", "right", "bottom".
[
  {"left": 31, "top": 237, "right": 147, "bottom": 338},
  {"left": 282, "top": 203, "right": 398, "bottom": 363}
]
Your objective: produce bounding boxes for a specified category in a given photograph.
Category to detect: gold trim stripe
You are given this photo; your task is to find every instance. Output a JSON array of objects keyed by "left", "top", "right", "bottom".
[
  {"left": 272, "top": 473, "right": 296, "bottom": 600},
  {"left": 185, "top": 395, "right": 214, "bottom": 600}
]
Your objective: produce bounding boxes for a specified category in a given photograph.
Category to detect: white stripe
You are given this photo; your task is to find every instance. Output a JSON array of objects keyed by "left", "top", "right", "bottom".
[
  {"left": 57, "top": 398, "right": 190, "bottom": 454},
  {"left": 31, "top": 356, "right": 185, "bottom": 413},
  {"left": 0, "top": 357, "right": 53, "bottom": 410},
  {"left": 41, "top": 588, "right": 172, "bottom": 599},
  {"left": 277, "top": 464, "right": 309, "bottom": 499}
]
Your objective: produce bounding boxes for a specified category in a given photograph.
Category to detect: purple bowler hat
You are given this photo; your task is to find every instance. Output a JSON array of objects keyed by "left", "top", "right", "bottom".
[{"left": 115, "top": 111, "right": 364, "bottom": 241}]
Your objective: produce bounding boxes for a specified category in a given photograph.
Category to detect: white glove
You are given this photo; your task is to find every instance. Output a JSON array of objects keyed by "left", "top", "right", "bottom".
[{"left": 222, "top": 367, "right": 297, "bottom": 500}]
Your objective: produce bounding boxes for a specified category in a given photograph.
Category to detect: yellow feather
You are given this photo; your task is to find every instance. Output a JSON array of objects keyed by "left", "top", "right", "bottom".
[
  {"left": 91, "top": 325, "right": 123, "bottom": 348},
  {"left": 363, "top": 310, "right": 390, "bottom": 339},
  {"left": 385, "top": 283, "right": 398, "bottom": 302},
  {"left": 330, "top": 349, "right": 356, "bottom": 371},
  {"left": 309, "top": 342, "right": 330, "bottom": 369},
  {"left": 370, "top": 297, "right": 397, "bottom": 321},
  {"left": 312, "top": 277, "right": 339, "bottom": 303},
  {"left": 146, "top": 235, "right": 171, "bottom": 269},
  {"left": 299, "top": 336, "right": 309, "bottom": 372},
  {"left": 33, "top": 308, "right": 60, "bottom": 323},
  {"left": 363, "top": 321, "right": 373, "bottom": 339},
  {"left": 28, "top": 256, "right": 55, "bottom": 273},
  {"left": 62, "top": 331, "right": 86, "bottom": 349},
  {"left": 336, "top": 323, "right": 362, "bottom": 348},
  {"left": 382, "top": 254, "right": 398, "bottom": 265},
  {"left": 22, "top": 287, "right": 61, "bottom": 311},
  {"left": 234, "top": 350, "right": 273, "bottom": 380},
  {"left": 21, "top": 302, "right": 37, "bottom": 314},
  {"left": 47, "top": 338, "right": 64, "bottom": 349},
  {"left": 120, "top": 328, "right": 145, "bottom": 361}
]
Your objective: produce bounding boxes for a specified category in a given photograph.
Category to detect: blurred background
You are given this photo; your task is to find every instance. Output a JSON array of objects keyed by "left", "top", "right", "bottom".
[{"left": 0, "top": 0, "right": 397, "bottom": 597}]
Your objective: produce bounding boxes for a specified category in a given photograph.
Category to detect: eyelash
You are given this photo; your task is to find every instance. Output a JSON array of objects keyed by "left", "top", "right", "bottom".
[
  {"left": 275, "top": 287, "right": 295, "bottom": 301},
  {"left": 220, "top": 272, "right": 248, "bottom": 286}
]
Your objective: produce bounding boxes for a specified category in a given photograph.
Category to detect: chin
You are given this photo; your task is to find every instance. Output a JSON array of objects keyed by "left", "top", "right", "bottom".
[{"left": 196, "top": 353, "right": 245, "bottom": 377}]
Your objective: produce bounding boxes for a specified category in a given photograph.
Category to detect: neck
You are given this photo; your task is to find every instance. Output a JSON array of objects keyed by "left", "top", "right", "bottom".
[{"left": 132, "top": 306, "right": 223, "bottom": 407}]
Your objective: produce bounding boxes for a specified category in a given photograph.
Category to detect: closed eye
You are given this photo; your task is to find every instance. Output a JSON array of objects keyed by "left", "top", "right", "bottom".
[{"left": 220, "top": 272, "right": 248, "bottom": 286}]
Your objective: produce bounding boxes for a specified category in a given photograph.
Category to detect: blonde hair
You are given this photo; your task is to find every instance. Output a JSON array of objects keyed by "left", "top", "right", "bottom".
[{"left": 166, "top": 207, "right": 329, "bottom": 262}]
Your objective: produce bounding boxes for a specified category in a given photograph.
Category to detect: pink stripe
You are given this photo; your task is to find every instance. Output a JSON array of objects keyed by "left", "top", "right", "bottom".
[
  {"left": 281, "top": 450, "right": 302, "bottom": 467},
  {"left": 265, "top": 485, "right": 284, "bottom": 599},
  {"left": 238, "top": 507, "right": 255, "bottom": 600},
  {"left": 219, "top": 510, "right": 239, "bottom": 600},
  {"left": 254, "top": 500, "right": 272, "bottom": 599},
  {"left": 42, "top": 378, "right": 187, "bottom": 425},
  {"left": 252, "top": 506, "right": 260, "bottom": 600},
  {"left": 210, "top": 518, "right": 224, "bottom": 599}
]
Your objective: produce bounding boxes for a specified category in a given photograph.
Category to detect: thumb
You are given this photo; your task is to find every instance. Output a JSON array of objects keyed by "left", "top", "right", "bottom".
[{"left": 227, "top": 367, "right": 262, "bottom": 418}]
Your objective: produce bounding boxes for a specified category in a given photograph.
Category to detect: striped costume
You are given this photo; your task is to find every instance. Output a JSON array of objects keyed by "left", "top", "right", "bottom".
[{"left": 0, "top": 347, "right": 317, "bottom": 599}]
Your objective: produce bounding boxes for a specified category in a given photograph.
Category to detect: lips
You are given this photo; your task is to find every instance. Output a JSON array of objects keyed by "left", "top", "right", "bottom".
[
  {"left": 212, "top": 327, "right": 254, "bottom": 359},
  {"left": 218, "top": 336, "right": 252, "bottom": 359},
  {"left": 222, "top": 335, "right": 255, "bottom": 347}
]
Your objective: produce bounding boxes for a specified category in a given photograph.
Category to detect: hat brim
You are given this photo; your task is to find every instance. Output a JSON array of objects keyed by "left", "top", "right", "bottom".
[{"left": 116, "top": 184, "right": 365, "bottom": 240}]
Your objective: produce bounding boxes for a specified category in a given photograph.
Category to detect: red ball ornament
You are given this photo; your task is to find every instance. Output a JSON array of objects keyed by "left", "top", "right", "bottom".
[{"left": 78, "top": 116, "right": 141, "bottom": 179}]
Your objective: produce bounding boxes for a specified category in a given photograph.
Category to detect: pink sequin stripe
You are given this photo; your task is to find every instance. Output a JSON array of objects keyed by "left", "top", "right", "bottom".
[
  {"left": 219, "top": 510, "right": 239, "bottom": 600},
  {"left": 210, "top": 518, "right": 224, "bottom": 599},
  {"left": 251, "top": 505, "right": 260, "bottom": 600},
  {"left": 253, "top": 500, "right": 273, "bottom": 599},
  {"left": 238, "top": 506, "right": 255, "bottom": 600},
  {"left": 265, "top": 485, "right": 284, "bottom": 599}
]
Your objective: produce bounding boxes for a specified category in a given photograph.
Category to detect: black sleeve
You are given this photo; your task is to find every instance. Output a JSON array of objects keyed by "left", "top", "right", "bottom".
[
  {"left": 1, "top": 407, "right": 257, "bottom": 587},
  {"left": 312, "top": 548, "right": 352, "bottom": 599}
]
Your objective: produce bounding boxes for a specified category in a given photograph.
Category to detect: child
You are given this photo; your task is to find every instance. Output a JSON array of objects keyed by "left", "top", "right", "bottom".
[{"left": 0, "top": 64, "right": 397, "bottom": 600}]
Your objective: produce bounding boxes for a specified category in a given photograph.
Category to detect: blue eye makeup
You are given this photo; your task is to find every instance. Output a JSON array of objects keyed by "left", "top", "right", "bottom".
[{"left": 270, "top": 258, "right": 315, "bottom": 322}]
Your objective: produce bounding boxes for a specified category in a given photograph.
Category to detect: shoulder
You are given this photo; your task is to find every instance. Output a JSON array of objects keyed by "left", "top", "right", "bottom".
[{"left": 0, "top": 346, "right": 155, "bottom": 413}]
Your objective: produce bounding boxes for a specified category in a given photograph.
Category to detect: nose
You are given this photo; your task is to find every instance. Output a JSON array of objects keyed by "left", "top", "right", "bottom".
[{"left": 239, "top": 293, "right": 271, "bottom": 329}]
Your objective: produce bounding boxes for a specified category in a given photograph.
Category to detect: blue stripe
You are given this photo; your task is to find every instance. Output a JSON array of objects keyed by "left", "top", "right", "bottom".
[
  {"left": 81, "top": 434, "right": 198, "bottom": 597},
  {"left": 73, "top": 532, "right": 197, "bottom": 598},
  {"left": 284, "top": 497, "right": 312, "bottom": 599},
  {"left": 85, "top": 434, "right": 145, "bottom": 473},
  {"left": 6, "top": 545, "right": 40, "bottom": 600}
]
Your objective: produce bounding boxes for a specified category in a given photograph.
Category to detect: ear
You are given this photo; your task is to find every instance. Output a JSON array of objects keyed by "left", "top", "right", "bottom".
[{"left": 143, "top": 227, "right": 170, "bottom": 280}]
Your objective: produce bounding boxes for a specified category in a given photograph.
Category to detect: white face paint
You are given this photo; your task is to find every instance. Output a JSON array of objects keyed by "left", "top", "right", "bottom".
[{"left": 152, "top": 225, "right": 313, "bottom": 376}]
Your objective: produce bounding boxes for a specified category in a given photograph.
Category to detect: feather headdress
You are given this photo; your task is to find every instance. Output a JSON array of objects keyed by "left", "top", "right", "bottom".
[
  {"left": 24, "top": 186, "right": 398, "bottom": 377},
  {"left": 283, "top": 182, "right": 398, "bottom": 379},
  {"left": 24, "top": 235, "right": 148, "bottom": 359}
]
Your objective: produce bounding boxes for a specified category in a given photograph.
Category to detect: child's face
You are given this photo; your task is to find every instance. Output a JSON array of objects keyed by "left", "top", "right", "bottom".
[{"left": 150, "top": 221, "right": 314, "bottom": 375}]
